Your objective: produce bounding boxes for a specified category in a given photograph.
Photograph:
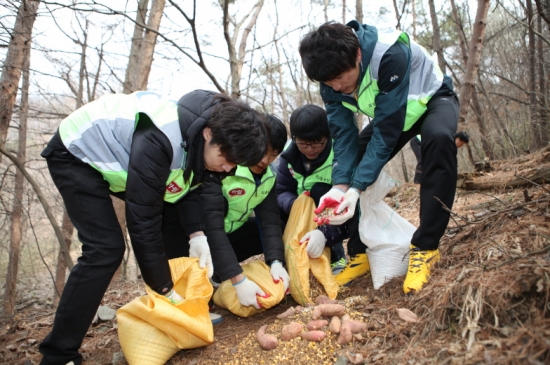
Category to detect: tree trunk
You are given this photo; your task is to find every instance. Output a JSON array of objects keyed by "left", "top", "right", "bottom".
[
  {"left": 428, "top": 0, "right": 446, "bottom": 73},
  {"left": 342, "top": 0, "right": 345, "bottom": 23},
  {"left": 462, "top": 164, "right": 550, "bottom": 190},
  {"left": 411, "top": 0, "right": 417, "bottom": 39},
  {"left": 324, "top": 0, "right": 329, "bottom": 23},
  {"left": 457, "top": 0, "right": 490, "bottom": 126},
  {"left": 356, "top": 0, "right": 363, "bottom": 24},
  {"left": 537, "top": 13, "right": 549, "bottom": 146},
  {"left": 526, "top": 0, "right": 542, "bottom": 150},
  {"left": 3, "top": 44, "right": 31, "bottom": 315},
  {"left": 133, "top": 0, "right": 166, "bottom": 91},
  {"left": 123, "top": 0, "right": 149, "bottom": 94},
  {"left": 0, "top": 0, "right": 40, "bottom": 146}
]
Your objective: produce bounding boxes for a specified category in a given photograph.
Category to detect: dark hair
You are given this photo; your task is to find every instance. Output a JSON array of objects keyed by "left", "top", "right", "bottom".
[
  {"left": 290, "top": 104, "right": 331, "bottom": 142},
  {"left": 207, "top": 94, "right": 268, "bottom": 167},
  {"left": 455, "top": 131, "right": 469, "bottom": 143},
  {"left": 266, "top": 114, "right": 288, "bottom": 154},
  {"left": 299, "top": 22, "right": 360, "bottom": 82}
]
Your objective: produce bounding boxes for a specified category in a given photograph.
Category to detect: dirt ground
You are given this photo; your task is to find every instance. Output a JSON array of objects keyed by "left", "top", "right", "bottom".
[{"left": 1, "top": 148, "right": 549, "bottom": 365}]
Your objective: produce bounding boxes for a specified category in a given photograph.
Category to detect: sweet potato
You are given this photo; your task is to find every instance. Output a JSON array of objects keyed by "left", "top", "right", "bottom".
[
  {"left": 328, "top": 316, "right": 341, "bottom": 334},
  {"left": 306, "top": 319, "right": 328, "bottom": 331},
  {"left": 314, "top": 295, "right": 338, "bottom": 305},
  {"left": 312, "top": 304, "right": 346, "bottom": 319},
  {"left": 300, "top": 330, "right": 326, "bottom": 342},
  {"left": 276, "top": 306, "right": 295, "bottom": 319},
  {"left": 338, "top": 315, "right": 352, "bottom": 345},
  {"left": 281, "top": 322, "right": 303, "bottom": 341},
  {"left": 256, "top": 325, "right": 278, "bottom": 350}
]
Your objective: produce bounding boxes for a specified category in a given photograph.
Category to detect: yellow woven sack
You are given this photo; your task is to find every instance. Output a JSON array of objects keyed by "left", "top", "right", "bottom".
[
  {"left": 117, "top": 257, "right": 213, "bottom": 365},
  {"left": 283, "top": 194, "right": 339, "bottom": 305},
  {"left": 212, "top": 260, "right": 285, "bottom": 317}
]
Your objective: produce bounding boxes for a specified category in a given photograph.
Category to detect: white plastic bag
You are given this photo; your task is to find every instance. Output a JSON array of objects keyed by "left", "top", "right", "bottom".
[{"left": 359, "top": 170, "right": 415, "bottom": 289}]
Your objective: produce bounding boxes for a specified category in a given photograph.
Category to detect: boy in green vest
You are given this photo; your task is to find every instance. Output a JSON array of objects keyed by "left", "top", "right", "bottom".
[
  {"left": 276, "top": 105, "right": 348, "bottom": 275},
  {"left": 299, "top": 21, "right": 459, "bottom": 293},
  {"left": 197, "top": 115, "right": 290, "bottom": 310},
  {"left": 38, "top": 90, "right": 268, "bottom": 365}
]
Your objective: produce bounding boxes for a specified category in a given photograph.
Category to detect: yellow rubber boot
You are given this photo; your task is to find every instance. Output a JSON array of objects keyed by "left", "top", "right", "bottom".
[
  {"left": 334, "top": 253, "right": 370, "bottom": 286},
  {"left": 403, "top": 244, "right": 440, "bottom": 294}
]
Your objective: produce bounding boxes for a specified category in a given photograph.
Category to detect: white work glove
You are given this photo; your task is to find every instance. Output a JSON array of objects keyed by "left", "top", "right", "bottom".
[
  {"left": 270, "top": 260, "right": 290, "bottom": 293},
  {"left": 316, "top": 187, "right": 346, "bottom": 214},
  {"left": 233, "top": 277, "right": 267, "bottom": 309},
  {"left": 189, "top": 235, "right": 214, "bottom": 278},
  {"left": 300, "top": 229, "right": 326, "bottom": 259},
  {"left": 330, "top": 188, "right": 361, "bottom": 225},
  {"left": 164, "top": 288, "right": 184, "bottom": 305}
]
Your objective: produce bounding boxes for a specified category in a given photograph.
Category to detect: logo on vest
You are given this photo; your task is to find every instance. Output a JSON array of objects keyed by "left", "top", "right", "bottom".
[
  {"left": 229, "top": 188, "right": 246, "bottom": 197},
  {"left": 166, "top": 181, "right": 182, "bottom": 193}
]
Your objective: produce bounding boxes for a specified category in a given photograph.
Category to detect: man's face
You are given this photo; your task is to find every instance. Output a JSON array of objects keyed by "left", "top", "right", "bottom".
[
  {"left": 249, "top": 146, "right": 279, "bottom": 175},
  {"left": 203, "top": 127, "right": 236, "bottom": 172},
  {"left": 455, "top": 138, "right": 466, "bottom": 148},
  {"left": 295, "top": 137, "right": 327, "bottom": 160},
  {"left": 324, "top": 49, "right": 362, "bottom": 94}
]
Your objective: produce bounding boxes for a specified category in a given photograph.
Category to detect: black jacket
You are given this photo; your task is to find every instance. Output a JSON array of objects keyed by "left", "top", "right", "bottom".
[{"left": 126, "top": 90, "right": 222, "bottom": 293}]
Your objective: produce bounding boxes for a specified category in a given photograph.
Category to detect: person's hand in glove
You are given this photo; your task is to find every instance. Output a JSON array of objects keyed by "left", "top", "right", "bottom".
[
  {"left": 270, "top": 260, "right": 290, "bottom": 293},
  {"left": 329, "top": 188, "right": 361, "bottom": 225},
  {"left": 233, "top": 276, "right": 268, "bottom": 309},
  {"left": 314, "top": 187, "right": 345, "bottom": 225},
  {"left": 299, "top": 229, "right": 326, "bottom": 258},
  {"left": 164, "top": 288, "right": 184, "bottom": 305},
  {"left": 189, "top": 234, "right": 214, "bottom": 278}
]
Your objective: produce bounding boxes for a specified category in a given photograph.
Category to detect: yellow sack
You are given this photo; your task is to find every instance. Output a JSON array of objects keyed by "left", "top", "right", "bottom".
[
  {"left": 284, "top": 194, "right": 339, "bottom": 305},
  {"left": 212, "top": 260, "right": 285, "bottom": 317},
  {"left": 117, "top": 257, "right": 213, "bottom": 365}
]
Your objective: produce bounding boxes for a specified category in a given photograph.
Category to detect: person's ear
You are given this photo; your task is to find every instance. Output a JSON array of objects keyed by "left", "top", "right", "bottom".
[
  {"left": 356, "top": 48, "right": 362, "bottom": 63},
  {"left": 203, "top": 127, "right": 212, "bottom": 142}
]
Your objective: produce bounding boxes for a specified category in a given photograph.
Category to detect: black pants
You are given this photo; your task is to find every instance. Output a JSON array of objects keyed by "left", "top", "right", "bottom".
[
  {"left": 39, "top": 133, "right": 126, "bottom": 365},
  {"left": 409, "top": 136, "right": 422, "bottom": 184},
  {"left": 347, "top": 94, "right": 459, "bottom": 256}
]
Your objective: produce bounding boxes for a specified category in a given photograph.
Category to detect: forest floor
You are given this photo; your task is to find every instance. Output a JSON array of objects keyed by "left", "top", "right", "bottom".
[{"left": 1, "top": 147, "right": 550, "bottom": 365}]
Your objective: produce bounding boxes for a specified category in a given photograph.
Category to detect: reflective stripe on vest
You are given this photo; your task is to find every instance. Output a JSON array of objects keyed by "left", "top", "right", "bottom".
[
  {"left": 222, "top": 165, "right": 276, "bottom": 233},
  {"left": 342, "top": 31, "right": 444, "bottom": 131},
  {"left": 58, "top": 91, "right": 193, "bottom": 202},
  {"left": 290, "top": 149, "right": 334, "bottom": 195}
]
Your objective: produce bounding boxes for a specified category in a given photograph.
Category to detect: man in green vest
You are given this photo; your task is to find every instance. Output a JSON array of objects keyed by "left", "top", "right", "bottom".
[
  {"left": 276, "top": 105, "right": 348, "bottom": 276},
  {"left": 196, "top": 115, "right": 290, "bottom": 310},
  {"left": 38, "top": 90, "right": 268, "bottom": 365},
  {"left": 299, "top": 21, "right": 459, "bottom": 293}
]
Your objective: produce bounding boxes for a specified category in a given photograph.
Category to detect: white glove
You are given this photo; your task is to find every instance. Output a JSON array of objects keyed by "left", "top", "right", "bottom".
[
  {"left": 270, "top": 260, "right": 290, "bottom": 293},
  {"left": 233, "top": 277, "right": 266, "bottom": 309},
  {"left": 300, "top": 229, "right": 326, "bottom": 259},
  {"left": 164, "top": 289, "right": 184, "bottom": 305},
  {"left": 329, "top": 188, "right": 360, "bottom": 225},
  {"left": 316, "top": 187, "right": 346, "bottom": 214},
  {"left": 189, "top": 235, "right": 214, "bottom": 278}
]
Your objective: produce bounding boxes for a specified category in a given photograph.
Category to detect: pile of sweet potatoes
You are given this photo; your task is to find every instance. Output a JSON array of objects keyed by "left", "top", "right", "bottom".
[{"left": 255, "top": 299, "right": 368, "bottom": 350}]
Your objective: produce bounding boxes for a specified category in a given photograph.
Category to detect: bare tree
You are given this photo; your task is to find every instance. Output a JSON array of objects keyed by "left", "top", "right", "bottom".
[
  {"left": 356, "top": 0, "right": 363, "bottom": 23},
  {"left": 457, "top": 0, "right": 491, "bottom": 127},
  {"left": 0, "top": 0, "right": 40, "bottom": 146},
  {"left": 123, "top": 0, "right": 150, "bottom": 94},
  {"left": 3, "top": 44, "right": 31, "bottom": 315},
  {"left": 428, "top": 0, "right": 446, "bottom": 73}
]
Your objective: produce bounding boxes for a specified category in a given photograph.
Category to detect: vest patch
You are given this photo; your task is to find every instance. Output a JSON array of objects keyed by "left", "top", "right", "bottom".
[
  {"left": 229, "top": 188, "right": 246, "bottom": 197},
  {"left": 166, "top": 181, "right": 183, "bottom": 193}
]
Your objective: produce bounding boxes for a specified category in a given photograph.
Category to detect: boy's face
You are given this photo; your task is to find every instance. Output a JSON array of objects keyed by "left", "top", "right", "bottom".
[
  {"left": 249, "top": 146, "right": 279, "bottom": 175},
  {"left": 324, "top": 49, "right": 362, "bottom": 94},
  {"left": 203, "top": 127, "right": 236, "bottom": 172},
  {"left": 295, "top": 137, "right": 327, "bottom": 160},
  {"left": 455, "top": 138, "right": 466, "bottom": 148}
]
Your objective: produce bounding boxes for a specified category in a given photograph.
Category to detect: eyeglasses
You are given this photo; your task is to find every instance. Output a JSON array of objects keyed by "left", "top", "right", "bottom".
[{"left": 294, "top": 138, "right": 326, "bottom": 149}]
